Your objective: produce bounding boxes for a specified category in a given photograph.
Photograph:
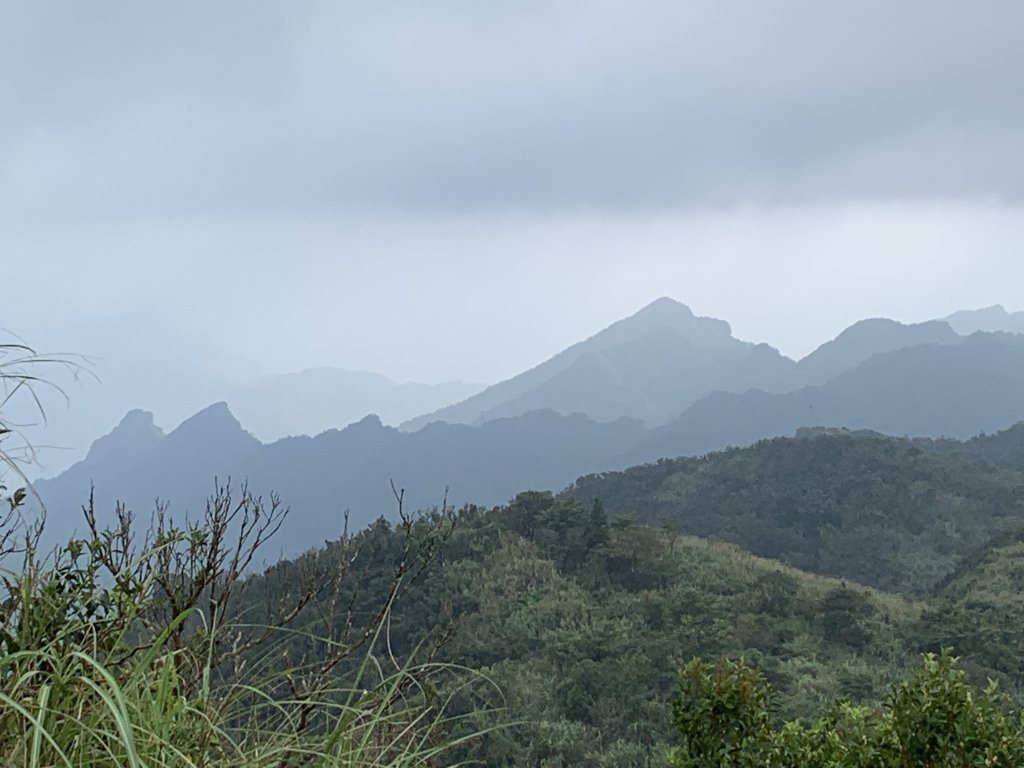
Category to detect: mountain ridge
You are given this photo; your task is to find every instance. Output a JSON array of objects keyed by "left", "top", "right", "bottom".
[
  {"left": 401, "top": 297, "right": 797, "bottom": 430},
  {"left": 944, "top": 305, "right": 1024, "bottom": 335}
]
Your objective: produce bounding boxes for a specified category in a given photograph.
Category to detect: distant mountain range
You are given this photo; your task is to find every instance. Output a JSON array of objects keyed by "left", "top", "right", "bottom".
[
  {"left": 20, "top": 300, "right": 1021, "bottom": 478},
  {"left": 944, "top": 304, "right": 1024, "bottom": 335},
  {"left": 403, "top": 299, "right": 972, "bottom": 430},
  {"left": 31, "top": 297, "right": 1024, "bottom": 558},
  {"left": 13, "top": 312, "right": 482, "bottom": 476},
  {"left": 634, "top": 331, "right": 1024, "bottom": 462}
]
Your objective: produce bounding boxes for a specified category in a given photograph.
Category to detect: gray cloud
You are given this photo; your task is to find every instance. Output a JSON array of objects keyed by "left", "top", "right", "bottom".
[{"left": 3, "top": 1, "right": 1024, "bottom": 221}]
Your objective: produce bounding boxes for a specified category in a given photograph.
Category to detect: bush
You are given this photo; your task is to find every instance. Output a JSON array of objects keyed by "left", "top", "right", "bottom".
[
  {"left": 0, "top": 485, "right": 480, "bottom": 767},
  {"left": 670, "top": 650, "right": 1024, "bottom": 767}
]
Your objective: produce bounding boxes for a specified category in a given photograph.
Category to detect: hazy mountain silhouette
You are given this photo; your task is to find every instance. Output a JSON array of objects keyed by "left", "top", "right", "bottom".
[
  {"left": 31, "top": 299, "right": 1024, "bottom": 559},
  {"left": 11, "top": 313, "right": 264, "bottom": 478},
  {"left": 227, "top": 369, "right": 482, "bottom": 442},
  {"left": 633, "top": 332, "right": 1024, "bottom": 463},
  {"left": 12, "top": 312, "right": 481, "bottom": 477},
  {"left": 24, "top": 301, "right": 1005, "bottom": 478},
  {"left": 794, "top": 318, "right": 959, "bottom": 385},
  {"left": 33, "top": 406, "right": 648, "bottom": 556},
  {"left": 402, "top": 298, "right": 797, "bottom": 430},
  {"left": 944, "top": 305, "right": 1024, "bottom": 335},
  {"left": 35, "top": 331, "right": 1024, "bottom": 558}
]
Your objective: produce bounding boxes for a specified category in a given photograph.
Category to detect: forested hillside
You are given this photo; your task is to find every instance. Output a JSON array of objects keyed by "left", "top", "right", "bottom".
[
  {"left": 12, "top": 405, "right": 1024, "bottom": 765},
  {"left": 238, "top": 490, "right": 925, "bottom": 765},
  {"left": 235, "top": 435, "right": 1024, "bottom": 765},
  {"left": 570, "top": 430, "right": 1024, "bottom": 593},
  {"left": 921, "top": 421, "right": 1024, "bottom": 471}
]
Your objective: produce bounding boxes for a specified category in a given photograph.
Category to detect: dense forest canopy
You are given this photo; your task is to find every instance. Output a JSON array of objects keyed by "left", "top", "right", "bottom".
[{"left": 231, "top": 427, "right": 1024, "bottom": 764}]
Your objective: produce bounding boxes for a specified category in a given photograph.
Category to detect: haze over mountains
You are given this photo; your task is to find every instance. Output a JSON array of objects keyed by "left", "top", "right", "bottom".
[
  {"left": 14, "top": 313, "right": 482, "bottom": 476},
  {"left": 404, "top": 298, "right": 986, "bottom": 429},
  {"left": 228, "top": 370, "right": 480, "bottom": 442},
  {"left": 32, "top": 297, "right": 1024, "bottom": 557},
  {"left": 944, "top": 305, "right": 1024, "bottom": 335},
  {"left": 401, "top": 298, "right": 796, "bottom": 430},
  {"left": 23, "top": 298, "right": 1020, "bottom": 480}
]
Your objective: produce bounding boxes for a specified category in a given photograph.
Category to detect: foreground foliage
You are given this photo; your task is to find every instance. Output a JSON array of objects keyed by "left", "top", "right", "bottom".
[
  {"left": 0, "top": 484, "right": 480, "bottom": 768},
  {"left": 671, "top": 651, "right": 1024, "bottom": 768}
]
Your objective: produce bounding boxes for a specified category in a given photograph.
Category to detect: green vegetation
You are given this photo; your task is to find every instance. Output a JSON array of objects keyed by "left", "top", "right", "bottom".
[
  {"left": 0, "top": 482, "right": 482, "bottom": 766},
  {"left": 243, "top": 466, "right": 1024, "bottom": 766},
  {"left": 914, "top": 528, "right": 1024, "bottom": 693},
  {"left": 248, "top": 491, "right": 925, "bottom": 764},
  {"left": 0, "top": 487, "right": 484, "bottom": 766},
  {"left": 9, "top": 337, "right": 1024, "bottom": 766},
  {"left": 922, "top": 421, "right": 1024, "bottom": 473},
  {"left": 670, "top": 651, "right": 1024, "bottom": 767},
  {"left": 7, "top": 478, "right": 1023, "bottom": 767},
  {"left": 569, "top": 431, "right": 1024, "bottom": 594}
]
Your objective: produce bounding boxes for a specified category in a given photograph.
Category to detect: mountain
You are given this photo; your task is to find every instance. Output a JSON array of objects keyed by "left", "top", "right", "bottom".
[
  {"left": 33, "top": 328, "right": 1024, "bottom": 558},
  {"left": 794, "top": 317, "right": 959, "bottom": 385},
  {"left": 635, "top": 332, "right": 1024, "bottom": 462},
  {"left": 401, "top": 298, "right": 798, "bottom": 430},
  {"left": 944, "top": 305, "right": 1024, "bottom": 335},
  {"left": 11, "top": 312, "right": 481, "bottom": 477},
  {"left": 32, "top": 406, "right": 649, "bottom": 555},
  {"left": 9, "top": 313, "right": 263, "bottom": 478},
  {"left": 402, "top": 300, "right": 978, "bottom": 432},
  {"left": 226, "top": 368, "right": 482, "bottom": 442},
  {"left": 37, "top": 403, "right": 262, "bottom": 541},
  {"left": 570, "top": 429, "right": 1024, "bottom": 595}
]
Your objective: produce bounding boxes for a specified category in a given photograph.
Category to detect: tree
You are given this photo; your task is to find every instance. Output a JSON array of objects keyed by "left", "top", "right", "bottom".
[
  {"left": 669, "top": 651, "right": 1024, "bottom": 767},
  {"left": 669, "top": 657, "right": 771, "bottom": 768}
]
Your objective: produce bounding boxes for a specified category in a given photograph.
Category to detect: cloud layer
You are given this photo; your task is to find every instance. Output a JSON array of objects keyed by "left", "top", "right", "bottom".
[{"left": 4, "top": 1, "right": 1024, "bottom": 221}]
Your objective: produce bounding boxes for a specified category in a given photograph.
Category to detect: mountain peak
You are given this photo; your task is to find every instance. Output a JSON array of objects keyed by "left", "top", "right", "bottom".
[
  {"left": 798, "top": 318, "right": 959, "bottom": 385},
  {"left": 167, "top": 402, "right": 251, "bottom": 442},
  {"left": 350, "top": 413, "right": 384, "bottom": 429},
  {"left": 612, "top": 298, "right": 733, "bottom": 344},
  {"left": 634, "top": 296, "right": 695, "bottom": 319},
  {"left": 401, "top": 298, "right": 778, "bottom": 431},
  {"left": 84, "top": 409, "right": 163, "bottom": 466},
  {"left": 158, "top": 402, "right": 261, "bottom": 467},
  {"left": 118, "top": 408, "right": 158, "bottom": 430}
]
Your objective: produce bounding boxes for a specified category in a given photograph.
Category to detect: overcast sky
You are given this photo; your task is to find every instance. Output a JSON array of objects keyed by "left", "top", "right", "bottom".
[{"left": 3, "top": 1, "right": 1024, "bottom": 384}]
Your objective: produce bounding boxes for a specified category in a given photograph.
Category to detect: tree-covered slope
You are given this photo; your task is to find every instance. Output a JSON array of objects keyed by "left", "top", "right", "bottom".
[
  {"left": 914, "top": 528, "right": 1024, "bottom": 691},
  {"left": 242, "top": 491, "right": 923, "bottom": 766},
  {"left": 922, "top": 421, "right": 1024, "bottom": 472},
  {"left": 570, "top": 431, "right": 1024, "bottom": 594}
]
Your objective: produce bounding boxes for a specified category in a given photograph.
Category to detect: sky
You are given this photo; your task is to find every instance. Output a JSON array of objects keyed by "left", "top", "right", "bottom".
[{"left": 4, "top": 1, "right": 1024, "bottom": 386}]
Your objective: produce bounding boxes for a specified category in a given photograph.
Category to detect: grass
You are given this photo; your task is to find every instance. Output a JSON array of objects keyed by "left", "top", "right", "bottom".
[
  {"left": 0, "top": 486, "right": 495, "bottom": 768},
  {"left": 0, "top": 642, "right": 489, "bottom": 767},
  {"left": 0, "top": 575, "right": 494, "bottom": 768}
]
